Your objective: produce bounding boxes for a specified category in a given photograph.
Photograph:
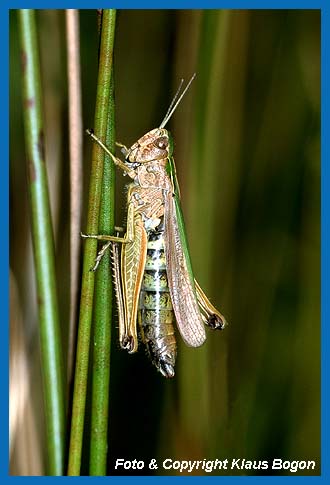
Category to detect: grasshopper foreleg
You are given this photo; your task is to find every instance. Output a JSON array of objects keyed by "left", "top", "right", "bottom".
[
  {"left": 115, "top": 141, "right": 129, "bottom": 157},
  {"left": 86, "top": 129, "right": 136, "bottom": 179}
]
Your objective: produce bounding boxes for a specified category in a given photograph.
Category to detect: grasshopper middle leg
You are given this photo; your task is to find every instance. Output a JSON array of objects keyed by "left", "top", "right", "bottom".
[{"left": 81, "top": 203, "right": 136, "bottom": 270}]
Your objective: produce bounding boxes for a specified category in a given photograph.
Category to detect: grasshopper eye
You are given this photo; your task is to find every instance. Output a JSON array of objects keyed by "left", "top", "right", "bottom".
[{"left": 154, "top": 137, "right": 168, "bottom": 150}]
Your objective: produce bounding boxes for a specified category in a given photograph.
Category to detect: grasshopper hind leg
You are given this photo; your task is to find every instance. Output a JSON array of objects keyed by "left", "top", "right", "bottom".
[
  {"left": 194, "top": 279, "right": 227, "bottom": 330},
  {"left": 207, "top": 314, "right": 226, "bottom": 330}
]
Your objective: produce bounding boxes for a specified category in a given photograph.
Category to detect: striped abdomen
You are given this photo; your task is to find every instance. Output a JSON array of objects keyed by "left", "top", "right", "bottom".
[{"left": 138, "top": 227, "right": 177, "bottom": 378}]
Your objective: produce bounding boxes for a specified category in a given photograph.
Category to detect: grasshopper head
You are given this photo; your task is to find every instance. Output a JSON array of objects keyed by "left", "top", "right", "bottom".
[
  {"left": 124, "top": 75, "right": 194, "bottom": 166},
  {"left": 127, "top": 128, "right": 173, "bottom": 164}
]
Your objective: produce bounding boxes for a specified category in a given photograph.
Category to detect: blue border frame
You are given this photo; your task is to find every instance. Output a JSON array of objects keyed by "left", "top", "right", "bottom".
[
  {"left": 2, "top": 1, "right": 326, "bottom": 9},
  {"left": 4, "top": 0, "right": 327, "bottom": 481}
]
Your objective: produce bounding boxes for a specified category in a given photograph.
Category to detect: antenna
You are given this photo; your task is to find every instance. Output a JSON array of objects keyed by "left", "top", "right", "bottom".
[
  {"left": 159, "top": 73, "right": 196, "bottom": 129},
  {"left": 160, "top": 79, "right": 184, "bottom": 127}
]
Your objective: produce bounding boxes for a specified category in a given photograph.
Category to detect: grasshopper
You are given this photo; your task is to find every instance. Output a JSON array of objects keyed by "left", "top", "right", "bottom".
[{"left": 83, "top": 75, "right": 227, "bottom": 378}]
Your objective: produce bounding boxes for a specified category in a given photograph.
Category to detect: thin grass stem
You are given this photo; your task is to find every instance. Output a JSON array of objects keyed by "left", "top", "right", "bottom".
[
  {"left": 89, "top": 10, "right": 116, "bottom": 476},
  {"left": 65, "top": 8, "right": 83, "bottom": 391},
  {"left": 67, "top": 9, "right": 116, "bottom": 476},
  {"left": 18, "top": 9, "right": 65, "bottom": 476}
]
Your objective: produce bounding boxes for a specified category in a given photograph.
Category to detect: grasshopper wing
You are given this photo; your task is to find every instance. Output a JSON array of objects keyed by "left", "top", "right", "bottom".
[{"left": 164, "top": 188, "right": 206, "bottom": 348}]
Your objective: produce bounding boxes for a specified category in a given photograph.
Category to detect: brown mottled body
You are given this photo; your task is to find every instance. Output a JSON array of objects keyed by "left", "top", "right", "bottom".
[
  {"left": 118, "top": 132, "right": 178, "bottom": 376},
  {"left": 84, "top": 87, "right": 227, "bottom": 378}
]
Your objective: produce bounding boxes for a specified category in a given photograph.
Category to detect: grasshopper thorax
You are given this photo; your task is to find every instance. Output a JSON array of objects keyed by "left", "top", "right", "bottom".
[{"left": 126, "top": 128, "right": 173, "bottom": 164}]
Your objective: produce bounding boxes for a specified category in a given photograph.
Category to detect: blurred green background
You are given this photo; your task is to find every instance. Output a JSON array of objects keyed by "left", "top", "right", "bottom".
[{"left": 10, "top": 9, "right": 320, "bottom": 476}]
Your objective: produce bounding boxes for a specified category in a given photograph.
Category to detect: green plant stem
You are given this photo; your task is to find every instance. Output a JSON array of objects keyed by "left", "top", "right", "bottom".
[
  {"left": 67, "top": 9, "right": 116, "bottom": 476},
  {"left": 18, "top": 9, "right": 65, "bottom": 476},
  {"left": 89, "top": 54, "right": 116, "bottom": 478}
]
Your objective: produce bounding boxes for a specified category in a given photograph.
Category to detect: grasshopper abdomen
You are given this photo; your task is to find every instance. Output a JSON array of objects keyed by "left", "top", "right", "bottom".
[{"left": 138, "top": 222, "right": 177, "bottom": 378}]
